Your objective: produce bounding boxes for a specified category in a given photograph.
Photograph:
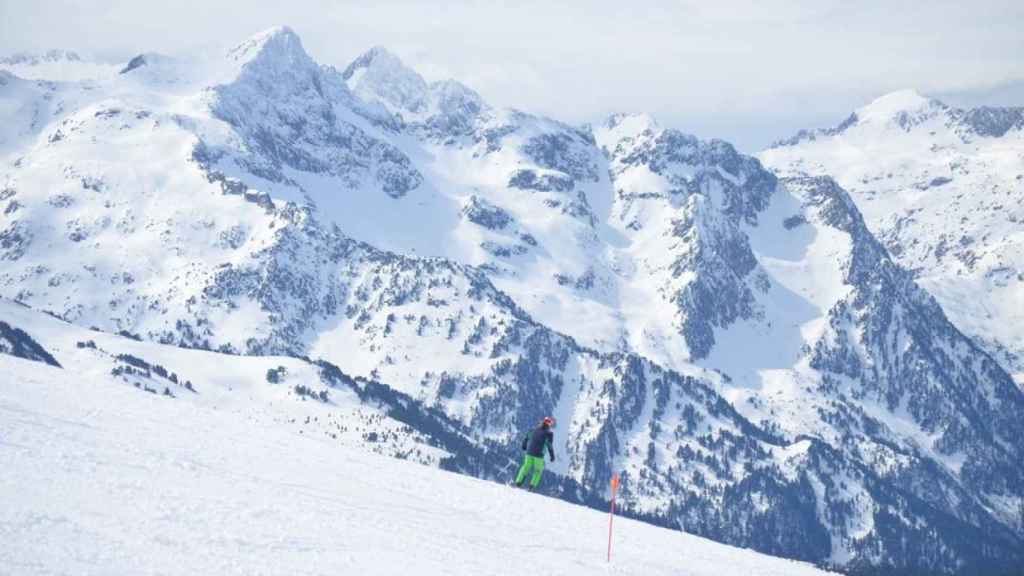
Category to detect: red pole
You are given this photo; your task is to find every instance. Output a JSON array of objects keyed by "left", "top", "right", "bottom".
[{"left": 607, "top": 473, "right": 619, "bottom": 562}]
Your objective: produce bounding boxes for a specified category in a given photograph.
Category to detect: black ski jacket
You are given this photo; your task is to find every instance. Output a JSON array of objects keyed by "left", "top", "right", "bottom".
[{"left": 522, "top": 425, "right": 555, "bottom": 460}]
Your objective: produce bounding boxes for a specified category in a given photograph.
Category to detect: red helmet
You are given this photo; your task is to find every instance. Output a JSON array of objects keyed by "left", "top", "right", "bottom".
[{"left": 543, "top": 416, "right": 555, "bottom": 427}]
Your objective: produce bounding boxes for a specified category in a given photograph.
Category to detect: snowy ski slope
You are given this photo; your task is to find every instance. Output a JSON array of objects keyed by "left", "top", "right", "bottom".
[{"left": 1, "top": 352, "right": 833, "bottom": 576}]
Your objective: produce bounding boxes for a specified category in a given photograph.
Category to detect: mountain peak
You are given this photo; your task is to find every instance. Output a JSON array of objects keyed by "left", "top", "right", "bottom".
[
  {"left": 342, "top": 46, "right": 406, "bottom": 77},
  {"left": 118, "top": 52, "right": 177, "bottom": 75},
  {"left": 227, "top": 25, "right": 310, "bottom": 68},
  {"left": 594, "top": 112, "right": 661, "bottom": 151},
  {"left": 856, "top": 89, "right": 944, "bottom": 123},
  {"left": 342, "top": 46, "right": 428, "bottom": 114},
  {"left": 605, "top": 112, "right": 660, "bottom": 131}
]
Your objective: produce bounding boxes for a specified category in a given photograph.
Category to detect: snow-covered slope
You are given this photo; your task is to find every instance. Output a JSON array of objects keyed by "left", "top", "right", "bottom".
[
  {"left": 0, "top": 346, "right": 835, "bottom": 576},
  {"left": 0, "top": 299, "right": 481, "bottom": 468},
  {"left": 761, "top": 90, "right": 1024, "bottom": 382},
  {"left": 3, "top": 27, "right": 1024, "bottom": 574}
]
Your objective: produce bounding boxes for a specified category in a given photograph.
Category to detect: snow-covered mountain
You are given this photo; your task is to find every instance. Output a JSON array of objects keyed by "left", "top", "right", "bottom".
[
  {"left": 0, "top": 49, "right": 120, "bottom": 82},
  {"left": 2, "top": 28, "right": 1024, "bottom": 574},
  {"left": 761, "top": 90, "right": 1024, "bottom": 384}
]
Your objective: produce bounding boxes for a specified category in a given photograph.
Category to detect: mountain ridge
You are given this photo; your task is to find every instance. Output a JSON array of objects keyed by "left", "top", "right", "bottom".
[
  {"left": 772, "top": 88, "right": 1024, "bottom": 147},
  {"left": 761, "top": 89, "right": 1024, "bottom": 384}
]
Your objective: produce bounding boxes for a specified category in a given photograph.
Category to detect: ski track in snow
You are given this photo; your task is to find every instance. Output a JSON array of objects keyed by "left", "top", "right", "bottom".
[{"left": 0, "top": 355, "right": 834, "bottom": 576}]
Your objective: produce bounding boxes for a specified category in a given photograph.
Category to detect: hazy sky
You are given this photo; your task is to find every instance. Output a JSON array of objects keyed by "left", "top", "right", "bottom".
[{"left": 2, "top": 0, "right": 1022, "bottom": 151}]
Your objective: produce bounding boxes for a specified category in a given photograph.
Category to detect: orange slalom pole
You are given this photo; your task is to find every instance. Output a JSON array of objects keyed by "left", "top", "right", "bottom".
[{"left": 607, "top": 473, "right": 620, "bottom": 562}]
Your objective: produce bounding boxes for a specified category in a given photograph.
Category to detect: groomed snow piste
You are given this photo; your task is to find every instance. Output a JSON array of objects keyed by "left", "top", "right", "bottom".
[{"left": 0, "top": 351, "right": 833, "bottom": 576}]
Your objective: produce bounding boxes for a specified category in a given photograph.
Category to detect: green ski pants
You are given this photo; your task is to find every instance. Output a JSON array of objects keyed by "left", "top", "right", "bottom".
[{"left": 515, "top": 454, "right": 545, "bottom": 488}]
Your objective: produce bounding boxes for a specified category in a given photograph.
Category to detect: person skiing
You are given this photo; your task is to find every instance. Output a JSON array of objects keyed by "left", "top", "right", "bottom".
[{"left": 514, "top": 416, "right": 555, "bottom": 490}]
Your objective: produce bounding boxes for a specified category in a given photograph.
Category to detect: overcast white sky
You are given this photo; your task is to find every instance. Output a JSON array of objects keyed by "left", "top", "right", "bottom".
[{"left": 2, "top": 0, "right": 1022, "bottom": 151}]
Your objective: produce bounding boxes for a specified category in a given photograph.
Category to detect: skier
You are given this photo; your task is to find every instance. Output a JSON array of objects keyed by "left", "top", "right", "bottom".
[{"left": 514, "top": 416, "right": 556, "bottom": 490}]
